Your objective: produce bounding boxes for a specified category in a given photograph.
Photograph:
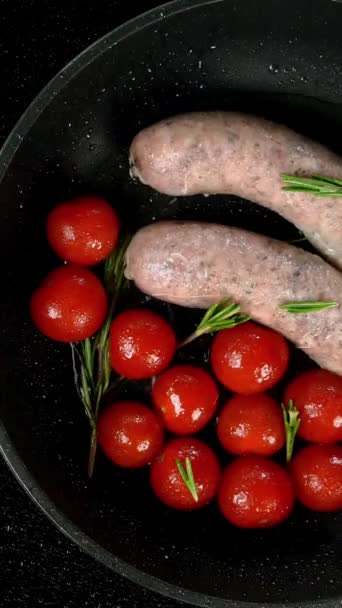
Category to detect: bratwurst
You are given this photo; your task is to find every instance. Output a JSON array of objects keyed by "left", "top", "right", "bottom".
[
  {"left": 130, "top": 112, "right": 342, "bottom": 270},
  {"left": 125, "top": 221, "right": 342, "bottom": 375}
]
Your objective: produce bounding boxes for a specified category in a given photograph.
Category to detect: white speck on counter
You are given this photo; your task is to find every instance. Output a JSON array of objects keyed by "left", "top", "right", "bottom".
[{"left": 269, "top": 64, "right": 279, "bottom": 73}]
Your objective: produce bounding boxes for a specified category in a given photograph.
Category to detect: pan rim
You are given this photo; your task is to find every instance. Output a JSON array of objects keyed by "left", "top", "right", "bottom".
[{"left": 0, "top": 0, "right": 339, "bottom": 606}]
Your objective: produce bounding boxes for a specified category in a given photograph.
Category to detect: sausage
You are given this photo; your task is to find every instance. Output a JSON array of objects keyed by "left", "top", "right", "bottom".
[
  {"left": 129, "top": 112, "right": 342, "bottom": 271},
  {"left": 125, "top": 221, "right": 342, "bottom": 376}
]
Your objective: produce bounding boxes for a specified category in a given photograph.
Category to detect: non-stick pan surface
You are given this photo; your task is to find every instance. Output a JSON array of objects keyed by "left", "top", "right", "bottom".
[{"left": 0, "top": 0, "right": 341, "bottom": 606}]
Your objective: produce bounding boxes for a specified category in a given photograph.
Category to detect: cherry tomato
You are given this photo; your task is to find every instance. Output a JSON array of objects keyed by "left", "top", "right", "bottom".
[
  {"left": 283, "top": 369, "right": 342, "bottom": 444},
  {"left": 290, "top": 444, "right": 342, "bottom": 512},
  {"left": 152, "top": 365, "right": 219, "bottom": 434},
  {"left": 109, "top": 309, "right": 176, "bottom": 380},
  {"left": 97, "top": 401, "right": 164, "bottom": 468},
  {"left": 30, "top": 264, "right": 107, "bottom": 342},
  {"left": 217, "top": 394, "right": 285, "bottom": 456},
  {"left": 211, "top": 322, "right": 289, "bottom": 395},
  {"left": 47, "top": 195, "right": 120, "bottom": 265},
  {"left": 218, "top": 455, "right": 294, "bottom": 528},
  {"left": 150, "top": 437, "right": 221, "bottom": 510}
]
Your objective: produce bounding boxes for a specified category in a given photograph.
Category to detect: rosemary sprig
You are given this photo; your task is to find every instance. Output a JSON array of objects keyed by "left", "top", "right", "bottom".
[
  {"left": 178, "top": 297, "right": 250, "bottom": 348},
  {"left": 279, "top": 301, "right": 337, "bottom": 314},
  {"left": 281, "top": 400, "right": 301, "bottom": 462},
  {"left": 176, "top": 457, "right": 199, "bottom": 503},
  {"left": 71, "top": 234, "right": 131, "bottom": 478},
  {"left": 282, "top": 174, "right": 342, "bottom": 197}
]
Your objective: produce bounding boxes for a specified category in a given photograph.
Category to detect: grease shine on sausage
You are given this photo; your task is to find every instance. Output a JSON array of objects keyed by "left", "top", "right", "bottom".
[
  {"left": 129, "top": 112, "right": 342, "bottom": 270},
  {"left": 125, "top": 221, "right": 342, "bottom": 376}
]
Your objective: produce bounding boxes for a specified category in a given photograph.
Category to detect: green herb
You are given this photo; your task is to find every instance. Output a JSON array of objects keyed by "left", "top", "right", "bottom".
[
  {"left": 288, "top": 233, "right": 307, "bottom": 244},
  {"left": 176, "top": 457, "right": 199, "bottom": 503},
  {"left": 178, "top": 297, "right": 250, "bottom": 348},
  {"left": 279, "top": 301, "right": 337, "bottom": 314},
  {"left": 281, "top": 400, "right": 301, "bottom": 462},
  {"left": 282, "top": 174, "right": 342, "bottom": 197},
  {"left": 71, "top": 234, "right": 131, "bottom": 478}
]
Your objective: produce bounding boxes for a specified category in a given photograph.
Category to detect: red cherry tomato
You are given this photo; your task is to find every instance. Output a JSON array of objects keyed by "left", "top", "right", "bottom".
[
  {"left": 211, "top": 322, "right": 289, "bottom": 395},
  {"left": 217, "top": 394, "right": 285, "bottom": 456},
  {"left": 30, "top": 264, "right": 107, "bottom": 342},
  {"left": 97, "top": 401, "right": 164, "bottom": 468},
  {"left": 109, "top": 309, "right": 176, "bottom": 380},
  {"left": 47, "top": 196, "right": 120, "bottom": 265},
  {"left": 150, "top": 437, "right": 221, "bottom": 510},
  {"left": 283, "top": 369, "right": 342, "bottom": 444},
  {"left": 152, "top": 365, "right": 219, "bottom": 434},
  {"left": 290, "top": 444, "right": 342, "bottom": 512},
  {"left": 218, "top": 455, "right": 295, "bottom": 528}
]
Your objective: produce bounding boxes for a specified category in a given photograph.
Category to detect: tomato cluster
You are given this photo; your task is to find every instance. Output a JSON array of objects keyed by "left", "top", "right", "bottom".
[
  {"left": 31, "top": 196, "right": 120, "bottom": 342},
  {"left": 31, "top": 200, "right": 342, "bottom": 528},
  {"left": 99, "top": 316, "right": 342, "bottom": 524}
]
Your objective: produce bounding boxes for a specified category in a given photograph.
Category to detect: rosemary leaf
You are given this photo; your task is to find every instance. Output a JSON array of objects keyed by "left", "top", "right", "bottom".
[
  {"left": 280, "top": 301, "right": 337, "bottom": 314},
  {"left": 176, "top": 457, "right": 199, "bottom": 502},
  {"left": 282, "top": 400, "right": 301, "bottom": 462},
  {"left": 178, "top": 297, "right": 250, "bottom": 348},
  {"left": 282, "top": 174, "right": 342, "bottom": 196}
]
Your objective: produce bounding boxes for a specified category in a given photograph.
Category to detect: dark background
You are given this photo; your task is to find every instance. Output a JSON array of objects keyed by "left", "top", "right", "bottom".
[{"left": 0, "top": 1, "right": 180, "bottom": 606}]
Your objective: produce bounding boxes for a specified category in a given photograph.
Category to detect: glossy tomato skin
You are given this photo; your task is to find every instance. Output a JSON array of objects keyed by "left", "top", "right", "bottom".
[
  {"left": 218, "top": 455, "right": 295, "bottom": 528},
  {"left": 97, "top": 401, "right": 164, "bottom": 468},
  {"left": 109, "top": 309, "right": 176, "bottom": 380},
  {"left": 152, "top": 365, "right": 219, "bottom": 434},
  {"left": 30, "top": 264, "right": 107, "bottom": 342},
  {"left": 217, "top": 394, "right": 285, "bottom": 456},
  {"left": 290, "top": 444, "right": 342, "bottom": 512},
  {"left": 47, "top": 196, "right": 119, "bottom": 265},
  {"left": 150, "top": 437, "right": 221, "bottom": 510},
  {"left": 211, "top": 322, "right": 289, "bottom": 395},
  {"left": 283, "top": 369, "right": 342, "bottom": 444}
]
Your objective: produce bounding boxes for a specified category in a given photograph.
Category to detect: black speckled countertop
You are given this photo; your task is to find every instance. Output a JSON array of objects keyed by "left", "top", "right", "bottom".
[
  {"left": 1, "top": 2, "right": 341, "bottom": 608},
  {"left": 0, "top": 457, "right": 179, "bottom": 608}
]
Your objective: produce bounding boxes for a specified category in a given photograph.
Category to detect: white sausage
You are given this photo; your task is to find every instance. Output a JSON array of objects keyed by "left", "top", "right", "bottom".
[
  {"left": 130, "top": 112, "right": 342, "bottom": 270},
  {"left": 125, "top": 221, "right": 342, "bottom": 376}
]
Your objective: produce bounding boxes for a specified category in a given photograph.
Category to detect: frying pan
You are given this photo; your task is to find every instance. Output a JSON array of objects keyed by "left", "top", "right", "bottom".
[{"left": 0, "top": 0, "right": 341, "bottom": 606}]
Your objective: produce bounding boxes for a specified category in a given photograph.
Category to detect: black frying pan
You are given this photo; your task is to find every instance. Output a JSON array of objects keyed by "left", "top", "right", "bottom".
[{"left": 0, "top": 0, "right": 341, "bottom": 606}]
